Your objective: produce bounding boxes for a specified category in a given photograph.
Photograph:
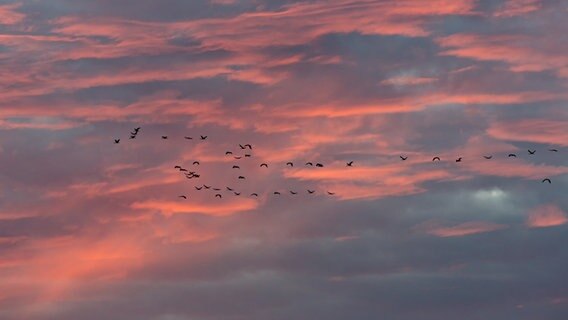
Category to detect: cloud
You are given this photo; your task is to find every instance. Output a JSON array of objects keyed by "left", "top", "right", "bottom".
[
  {"left": 527, "top": 204, "right": 568, "bottom": 228},
  {"left": 417, "top": 221, "right": 509, "bottom": 237}
]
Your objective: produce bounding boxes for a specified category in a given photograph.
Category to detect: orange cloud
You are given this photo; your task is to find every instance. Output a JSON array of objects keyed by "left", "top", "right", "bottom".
[
  {"left": 0, "top": 4, "right": 25, "bottom": 25},
  {"left": 418, "top": 221, "right": 508, "bottom": 237},
  {"left": 487, "top": 119, "right": 568, "bottom": 146},
  {"left": 527, "top": 204, "right": 568, "bottom": 228}
]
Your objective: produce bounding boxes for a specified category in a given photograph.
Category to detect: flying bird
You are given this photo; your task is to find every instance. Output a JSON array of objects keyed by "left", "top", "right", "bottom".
[
  {"left": 542, "top": 178, "right": 552, "bottom": 184},
  {"left": 244, "top": 154, "right": 252, "bottom": 158},
  {"left": 174, "top": 165, "right": 181, "bottom": 169},
  {"left": 193, "top": 161, "right": 200, "bottom": 166},
  {"left": 273, "top": 191, "right": 281, "bottom": 195},
  {"left": 528, "top": 149, "right": 536, "bottom": 155},
  {"left": 212, "top": 188, "right": 221, "bottom": 191},
  {"left": 315, "top": 163, "right": 324, "bottom": 167},
  {"left": 290, "top": 191, "right": 298, "bottom": 195},
  {"left": 305, "top": 162, "right": 313, "bottom": 166},
  {"left": 227, "top": 187, "right": 234, "bottom": 191},
  {"left": 234, "top": 156, "right": 242, "bottom": 160},
  {"left": 234, "top": 192, "right": 241, "bottom": 196},
  {"left": 286, "top": 162, "right": 294, "bottom": 167},
  {"left": 179, "top": 195, "right": 187, "bottom": 199},
  {"left": 400, "top": 156, "right": 408, "bottom": 161},
  {"left": 483, "top": 155, "right": 493, "bottom": 159},
  {"left": 432, "top": 157, "right": 440, "bottom": 161},
  {"left": 327, "top": 191, "right": 336, "bottom": 195},
  {"left": 455, "top": 157, "right": 462, "bottom": 163},
  {"left": 260, "top": 163, "right": 268, "bottom": 168},
  {"left": 307, "top": 190, "right": 315, "bottom": 194},
  {"left": 215, "top": 194, "right": 222, "bottom": 198},
  {"left": 129, "top": 135, "right": 136, "bottom": 139},
  {"left": 200, "top": 135, "right": 208, "bottom": 140},
  {"left": 184, "top": 136, "right": 193, "bottom": 140},
  {"left": 232, "top": 165, "right": 240, "bottom": 169},
  {"left": 244, "top": 144, "right": 253, "bottom": 149},
  {"left": 195, "top": 186, "right": 203, "bottom": 190},
  {"left": 203, "top": 185, "right": 211, "bottom": 189},
  {"left": 549, "top": 149, "right": 558, "bottom": 152},
  {"left": 114, "top": 139, "right": 120, "bottom": 144},
  {"left": 239, "top": 144, "right": 246, "bottom": 149},
  {"left": 179, "top": 168, "right": 188, "bottom": 172},
  {"left": 225, "top": 151, "right": 233, "bottom": 155},
  {"left": 346, "top": 161, "right": 354, "bottom": 166},
  {"left": 238, "top": 176, "right": 246, "bottom": 180},
  {"left": 133, "top": 127, "right": 141, "bottom": 132},
  {"left": 250, "top": 193, "right": 259, "bottom": 197},
  {"left": 508, "top": 153, "right": 517, "bottom": 158},
  {"left": 161, "top": 136, "right": 168, "bottom": 139}
]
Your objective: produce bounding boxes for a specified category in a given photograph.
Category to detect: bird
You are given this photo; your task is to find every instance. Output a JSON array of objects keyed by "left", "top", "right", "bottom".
[
  {"left": 179, "top": 195, "right": 187, "bottom": 199},
  {"left": 200, "top": 135, "right": 208, "bottom": 140},
  {"left": 133, "top": 127, "right": 141, "bottom": 132},
  {"left": 234, "top": 156, "right": 242, "bottom": 160},
  {"left": 179, "top": 168, "right": 188, "bottom": 172},
  {"left": 250, "top": 193, "right": 259, "bottom": 197},
  {"left": 193, "top": 161, "right": 200, "bottom": 166},
  {"left": 244, "top": 144, "right": 253, "bottom": 149},
  {"left": 195, "top": 186, "right": 203, "bottom": 190},
  {"left": 290, "top": 191, "right": 298, "bottom": 195},
  {"left": 184, "top": 136, "right": 193, "bottom": 140},
  {"left": 191, "top": 173, "right": 200, "bottom": 178},
  {"left": 161, "top": 136, "right": 168, "bottom": 139},
  {"left": 432, "top": 157, "right": 441, "bottom": 161},
  {"left": 129, "top": 135, "right": 136, "bottom": 139},
  {"left": 260, "top": 163, "right": 268, "bottom": 168},
  {"left": 305, "top": 162, "right": 313, "bottom": 166},
  {"left": 327, "top": 191, "right": 336, "bottom": 195},
  {"left": 346, "top": 161, "right": 354, "bottom": 166},
  {"left": 542, "top": 178, "right": 552, "bottom": 184},
  {"left": 203, "top": 185, "right": 211, "bottom": 189},
  {"left": 244, "top": 154, "right": 252, "bottom": 158},
  {"left": 400, "top": 156, "right": 408, "bottom": 161},
  {"left": 225, "top": 151, "right": 233, "bottom": 155},
  {"left": 234, "top": 192, "right": 241, "bottom": 196},
  {"left": 239, "top": 144, "right": 246, "bottom": 150},
  {"left": 483, "top": 155, "right": 493, "bottom": 159},
  {"left": 528, "top": 149, "right": 536, "bottom": 155},
  {"left": 315, "top": 163, "right": 324, "bottom": 167},
  {"left": 232, "top": 165, "right": 240, "bottom": 169},
  {"left": 273, "top": 191, "right": 281, "bottom": 195},
  {"left": 174, "top": 165, "right": 182, "bottom": 169},
  {"left": 238, "top": 176, "right": 246, "bottom": 180},
  {"left": 227, "top": 187, "right": 234, "bottom": 191},
  {"left": 455, "top": 157, "right": 462, "bottom": 163},
  {"left": 215, "top": 194, "right": 222, "bottom": 198},
  {"left": 212, "top": 188, "right": 221, "bottom": 191},
  {"left": 508, "top": 153, "right": 517, "bottom": 158},
  {"left": 114, "top": 139, "right": 120, "bottom": 144},
  {"left": 549, "top": 149, "right": 558, "bottom": 152},
  {"left": 286, "top": 162, "right": 294, "bottom": 167},
  {"left": 307, "top": 190, "right": 315, "bottom": 194}
]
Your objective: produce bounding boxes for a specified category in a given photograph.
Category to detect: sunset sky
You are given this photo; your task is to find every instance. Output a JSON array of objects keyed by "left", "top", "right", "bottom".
[{"left": 0, "top": 0, "right": 567, "bottom": 319}]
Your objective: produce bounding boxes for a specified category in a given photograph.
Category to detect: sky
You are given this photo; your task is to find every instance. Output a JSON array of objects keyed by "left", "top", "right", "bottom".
[{"left": 0, "top": 0, "right": 567, "bottom": 319}]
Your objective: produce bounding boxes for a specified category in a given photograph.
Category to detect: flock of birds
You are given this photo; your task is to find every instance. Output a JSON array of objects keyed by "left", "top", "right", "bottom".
[{"left": 115, "top": 127, "right": 561, "bottom": 200}]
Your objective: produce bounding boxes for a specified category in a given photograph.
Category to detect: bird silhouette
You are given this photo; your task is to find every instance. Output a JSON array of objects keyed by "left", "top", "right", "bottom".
[
  {"left": 250, "top": 193, "right": 259, "bottom": 197},
  {"left": 114, "top": 139, "right": 120, "bottom": 144},
  {"left": 227, "top": 187, "right": 234, "bottom": 191},
  {"left": 234, "top": 192, "right": 241, "bottom": 196},
  {"left": 432, "top": 157, "right": 441, "bottom": 161},
  {"left": 133, "top": 127, "right": 141, "bottom": 132},
  {"left": 193, "top": 161, "right": 200, "bottom": 166},
  {"left": 179, "top": 195, "right": 187, "bottom": 199},
  {"left": 455, "top": 157, "right": 462, "bottom": 163},
  {"left": 286, "top": 162, "right": 294, "bottom": 167},
  {"left": 315, "top": 163, "right": 324, "bottom": 167},
  {"left": 161, "top": 136, "right": 168, "bottom": 139},
  {"left": 213, "top": 188, "right": 221, "bottom": 191},
  {"left": 200, "top": 135, "right": 208, "bottom": 140},
  {"left": 174, "top": 165, "right": 181, "bottom": 169},
  {"left": 225, "top": 151, "right": 233, "bottom": 155},
  {"left": 215, "top": 194, "right": 222, "bottom": 198},
  {"left": 307, "top": 190, "right": 315, "bottom": 194},
  {"left": 195, "top": 186, "right": 203, "bottom": 190},
  {"left": 549, "top": 149, "right": 558, "bottom": 152},
  {"left": 232, "top": 165, "right": 240, "bottom": 169},
  {"left": 234, "top": 156, "right": 242, "bottom": 160},
  {"left": 185, "top": 136, "right": 193, "bottom": 140},
  {"left": 203, "top": 185, "right": 211, "bottom": 189},
  {"left": 245, "top": 154, "right": 252, "bottom": 158},
  {"left": 244, "top": 144, "right": 253, "bottom": 149},
  {"left": 290, "top": 191, "right": 298, "bottom": 195},
  {"left": 483, "top": 155, "right": 493, "bottom": 159},
  {"left": 327, "top": 191, "right": 336, "bottom": 195},
  {"left": 179, "top": 168, "right": 188, "bottom": 172},
  {"left": 305, "top": 162, "right": 313, "bottom": 166},
  {"left": 508, "top": 153, "right": 517, "bottom": 157},
  {"left": 528, "top": 149, "right": 536, "bottom": 155},
  {"left": 273, "top": 191, "right": 281, "bottom": 195},
  {"left": 400, "top": 156, "right": 408, "bottom": 161},
  {"left": 238, "top": 176, "right": 246, "bottom": 180},
  {"left": 129, "top": 135, "right": 136, "bottom": 139},
  {"left": 260, "top": 163, "right": 268, "bottom": 168},
  {"left": 239, "top": 144, "right": 246, "bottom": 149},
  {"left": 542, "top": 178, "right": 552, "bottom": 184},
  {"left": 346, "top": 161, "right": 354, "bottom": 166}
]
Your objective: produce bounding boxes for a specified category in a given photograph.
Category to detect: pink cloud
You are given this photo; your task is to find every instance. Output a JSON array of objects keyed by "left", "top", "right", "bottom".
[
  {"left": 527, "top": 205, "right": 568, "bottom": 228},
  {"left": 418, "top": 221, "right": 508, "bottom": 237}
]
